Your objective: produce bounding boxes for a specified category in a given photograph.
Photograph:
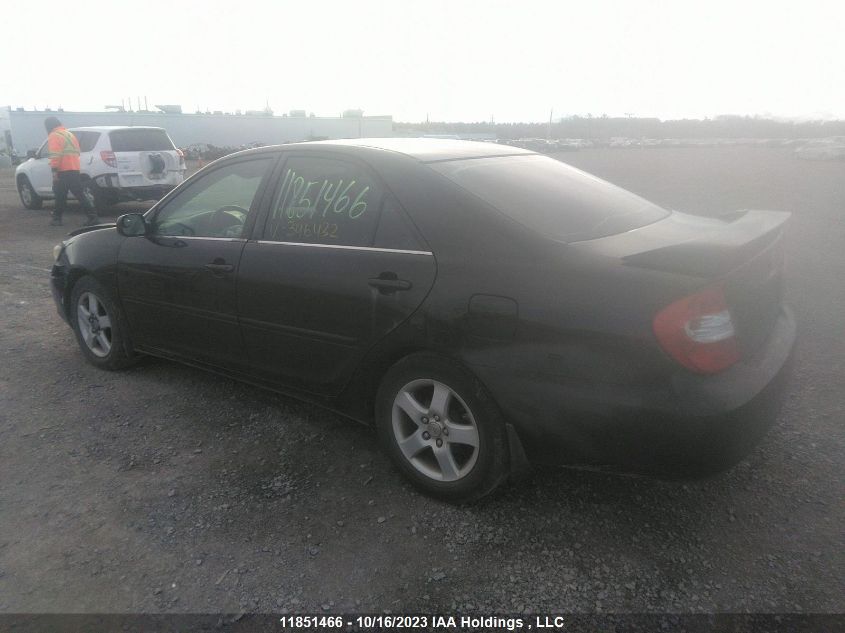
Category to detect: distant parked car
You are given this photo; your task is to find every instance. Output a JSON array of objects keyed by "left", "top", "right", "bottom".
[
  {"left": 15, "top": 126, "right": 186, "bottom": 211},
  {"left": 48, "top": 139, "right": 794, "bottom": 502}
]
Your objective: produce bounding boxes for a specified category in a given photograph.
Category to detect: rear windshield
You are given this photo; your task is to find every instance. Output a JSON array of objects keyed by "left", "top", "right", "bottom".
[
  {"left": 73, "top": 131, "right": 100, "bottom": 152},
  {"left": 431, "top": 154, "right": 669, "bottom": 243},
  {"left": 109, "top": 128, "right": 174, "bottom": 152}
]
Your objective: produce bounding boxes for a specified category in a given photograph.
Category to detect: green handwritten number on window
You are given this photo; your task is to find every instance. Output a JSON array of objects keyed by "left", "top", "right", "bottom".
[
  {"left": 287, "top": 219, "right": 339, "bottom": 240},
  {"left": 333, "top": 180, "right": 355, "bottom": 215},
  {"left": 348, "top": 186, "right": 369, "bottom": 219},
  {"left": 321, "top": 180, "right": 339, "bottom": 217},
  {"left": 275, "top": 169, "right": 293, "bottom": 220},
  {"left": 289, "top": 175, "right": 305, "bottom": 217},
  {"left": 275, "top": 167, "right": 371, "bottom": 231},
  {"left": 303, "top": 181, "right": 321, "bottom": 217}
]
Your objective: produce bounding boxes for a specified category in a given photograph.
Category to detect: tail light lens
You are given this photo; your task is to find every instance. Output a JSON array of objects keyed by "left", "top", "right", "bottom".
[
  {"left": 653, "top": 284, "right": 740, "bottom": 374},
  {"left": 100, "top": 150, "right": 117, "bottom": 168},
  {"left": 176, "top": 148, "right": 186, "bottom": 167}
]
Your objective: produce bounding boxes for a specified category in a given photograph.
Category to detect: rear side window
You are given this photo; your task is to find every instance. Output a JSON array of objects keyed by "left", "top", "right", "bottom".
[
  {"left": 73, "top": 131, "right": 100, "bottom": 152},
  {"left": 109, "top": 128, "right": 174, "bottom": 152},
  {"left": 374, "top": 197, "right": 425, "bottom": 251},
  {"left": 430, "top": 154, "right": 669, "bottom": 243},
  {"left": 264, "top": 155, "right": 382, "bottom": 247}
]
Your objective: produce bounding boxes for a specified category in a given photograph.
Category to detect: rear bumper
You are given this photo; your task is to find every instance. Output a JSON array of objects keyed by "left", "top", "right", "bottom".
[
  {"left": 476, "top": 306, "right": 796, "bottom": 475},
  {"left": 92, "top": 173, "right": 179, "bottom": 199}
]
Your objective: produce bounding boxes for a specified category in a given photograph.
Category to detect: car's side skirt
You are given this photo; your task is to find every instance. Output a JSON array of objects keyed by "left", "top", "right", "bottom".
[{"left": 132, "top": 344, "right": 372, "bottom": 426}]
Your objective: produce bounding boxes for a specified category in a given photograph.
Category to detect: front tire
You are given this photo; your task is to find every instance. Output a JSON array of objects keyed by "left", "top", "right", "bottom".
[
  {"left": 70, "top": 276, "right": 136, "bottom": 370},
  {"left": 18, "top": 176, "right": 43, "bottom": 210},
  {"left": 375, "top": 353, "right": 509, "bottom": 503}
]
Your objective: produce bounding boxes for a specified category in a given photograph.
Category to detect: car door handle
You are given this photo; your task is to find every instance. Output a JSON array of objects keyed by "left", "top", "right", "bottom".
[
  {"left": 204, "top": 262, "right": 234, "bottom": 273},
  {"left": 368, "top": 277, "right": 412, "bottom": 292}
]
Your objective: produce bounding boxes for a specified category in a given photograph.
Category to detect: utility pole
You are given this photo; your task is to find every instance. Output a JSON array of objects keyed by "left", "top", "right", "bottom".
[{"left": 548, "top": 108, "right": 554, "bottom": 139}]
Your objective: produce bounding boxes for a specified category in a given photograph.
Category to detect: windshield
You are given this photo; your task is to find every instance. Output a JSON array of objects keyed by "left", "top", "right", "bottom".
[
  {"left": 431, "top": 154, "right": 669, "bottom": 242},
  {"left": 109, "top": 128, "right": 175, "bottom": 152}
]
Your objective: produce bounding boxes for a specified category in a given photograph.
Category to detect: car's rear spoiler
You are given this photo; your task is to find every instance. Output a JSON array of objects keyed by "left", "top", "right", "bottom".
[{"left": 573, "top": 210, "right": 791, "bottom": 278}]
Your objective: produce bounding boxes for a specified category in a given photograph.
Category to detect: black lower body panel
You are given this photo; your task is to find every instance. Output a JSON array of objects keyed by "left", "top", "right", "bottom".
[{"left": 473, "top": 307, "right": 796, "bottom": 477}]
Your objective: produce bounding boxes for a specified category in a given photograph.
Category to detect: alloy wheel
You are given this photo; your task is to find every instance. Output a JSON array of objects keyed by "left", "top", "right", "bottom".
[
  {"left": 20, "top": 183, "right": 32, "bottom": 206},
  {"left": 77, "top": 292, "right": 113, "bottom": 357},
  {"left": 391, "top": 378, "right": 480, "bottom": 482}
]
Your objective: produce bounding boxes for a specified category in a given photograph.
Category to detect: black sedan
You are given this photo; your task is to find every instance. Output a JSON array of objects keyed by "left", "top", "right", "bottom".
[{"left": 50, "top": 139, "right": 795, "bottom": 502}]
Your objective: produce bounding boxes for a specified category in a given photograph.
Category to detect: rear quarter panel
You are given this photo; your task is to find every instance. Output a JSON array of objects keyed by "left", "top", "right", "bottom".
[
  {"left": 357, "top": 153, "right": 705, "bottom": 450},
  {"left": 370, "top": 155, "right": 687, "bottom": 380}
]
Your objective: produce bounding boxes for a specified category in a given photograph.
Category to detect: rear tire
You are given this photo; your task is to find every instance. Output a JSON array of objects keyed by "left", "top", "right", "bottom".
[
  {"left": 70, "top": 276, "right": 136, "bottom": 370},
  {"left": 18, "top": 176, "right": 43, "bottom": 210},
  {"left": 375, "top": 353, "right": 509, "bottom": 503},
  {"left": 80, "top": 180, "right": 111, "bottom": 212}
]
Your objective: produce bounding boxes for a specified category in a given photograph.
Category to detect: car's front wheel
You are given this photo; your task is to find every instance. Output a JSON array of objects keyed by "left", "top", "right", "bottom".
[
  {"left": 18, "top": 176, "right": 43, "bottom": 210},
  {"left": 376, "top": 353, "right": 509, "bottom": 503},
  {"left": 70, "top": 276, "right": 136, "bottom": 370}
]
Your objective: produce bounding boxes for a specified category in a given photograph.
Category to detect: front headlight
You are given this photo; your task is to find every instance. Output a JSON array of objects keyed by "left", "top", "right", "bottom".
[{"left": 52, "top": 243, "right": 63, "bottom": 261}]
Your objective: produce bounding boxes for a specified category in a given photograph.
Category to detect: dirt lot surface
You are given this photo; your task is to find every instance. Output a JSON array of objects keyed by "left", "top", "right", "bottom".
[{"left": 0, "top": 147, "right": 842, "bottom": 615}]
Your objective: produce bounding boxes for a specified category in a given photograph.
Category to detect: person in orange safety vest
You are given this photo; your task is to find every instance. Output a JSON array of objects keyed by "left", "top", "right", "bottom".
[{"left": 44, "top": 116, "right": 97, "bottom": 227}]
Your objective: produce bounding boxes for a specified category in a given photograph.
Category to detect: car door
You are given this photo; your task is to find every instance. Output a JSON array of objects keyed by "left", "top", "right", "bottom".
[
  {"left": 237, "top": 152, "right": 437, "bottom": 396},
  {"left": 30, "top": 140, "right": 54, "bottom": 195},
  {"left": 118, "top": 155, "right": 277, "bottom": 369}
]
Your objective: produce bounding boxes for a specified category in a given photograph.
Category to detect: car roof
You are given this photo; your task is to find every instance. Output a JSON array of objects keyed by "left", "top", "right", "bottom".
[
  {"left": 68, "top": 126, "right": 167, "bottom": 132},
  {"left": 303, "top": 137, "right": 535, "bottom": 163}
]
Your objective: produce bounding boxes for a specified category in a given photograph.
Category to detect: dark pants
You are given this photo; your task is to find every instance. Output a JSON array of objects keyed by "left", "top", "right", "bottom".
[{"left": 53, "top": 170, "right": 96, "bottom": 220}]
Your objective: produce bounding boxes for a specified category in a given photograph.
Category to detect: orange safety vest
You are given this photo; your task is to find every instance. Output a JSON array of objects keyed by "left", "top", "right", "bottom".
[{"left": 47, "top": 126, "right": 82, "bottom": 172}]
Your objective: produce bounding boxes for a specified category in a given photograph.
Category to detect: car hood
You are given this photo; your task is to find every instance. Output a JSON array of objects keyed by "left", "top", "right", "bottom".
[{"left": 65, "top": 223, "right": 116, "bottom": 238}]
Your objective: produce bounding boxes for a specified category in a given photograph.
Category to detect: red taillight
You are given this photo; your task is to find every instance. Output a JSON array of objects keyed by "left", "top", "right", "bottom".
[
  {"left": 176, "top": 148, "right": 186, "bottom": 167},
  {"left": 100, "top": 150, "right": 117, "bottom": 168},
  {"left": 653, "top": 284, "right": 740, "bottom": 374}
]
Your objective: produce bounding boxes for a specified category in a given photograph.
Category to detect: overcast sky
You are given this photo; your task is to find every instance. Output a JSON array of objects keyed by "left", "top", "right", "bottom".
[{"left": 3, "top": 0, "right": 843, "bottom": 122}]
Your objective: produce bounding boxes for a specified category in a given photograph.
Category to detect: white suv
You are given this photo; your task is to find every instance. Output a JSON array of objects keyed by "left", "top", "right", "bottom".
[{"left": 15, "top": 126, "right": 186, "bottom": 211}]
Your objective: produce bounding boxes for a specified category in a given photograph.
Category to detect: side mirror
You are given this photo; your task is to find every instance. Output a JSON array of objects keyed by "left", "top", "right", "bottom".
[
  {"left": 26, "top": 150, "right": 36, "bottom": 159},
  {"left": 116, "top": 213, "right": 149, "bottom": 237}
]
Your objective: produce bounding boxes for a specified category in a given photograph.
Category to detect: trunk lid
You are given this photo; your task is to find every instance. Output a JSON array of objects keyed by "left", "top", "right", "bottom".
[
  {"left": 108, "top": 128, "right": 184, "bottom": 187},
  {"left": 572, "top": 209, "right": 789, "bottom": 356}
]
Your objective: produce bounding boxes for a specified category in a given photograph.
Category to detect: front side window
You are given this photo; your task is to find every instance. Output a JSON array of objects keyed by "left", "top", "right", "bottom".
[
  {"left": 153, "top": 158, "right": 272, "bottom": 238},
  {"left": 263, "top": 155, "right": 382, "bottom": 247}
]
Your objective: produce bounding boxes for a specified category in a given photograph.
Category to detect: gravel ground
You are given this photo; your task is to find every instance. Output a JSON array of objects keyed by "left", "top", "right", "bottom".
[{"left": 0, "top": 147, "right": 842, "bottom": 615}]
